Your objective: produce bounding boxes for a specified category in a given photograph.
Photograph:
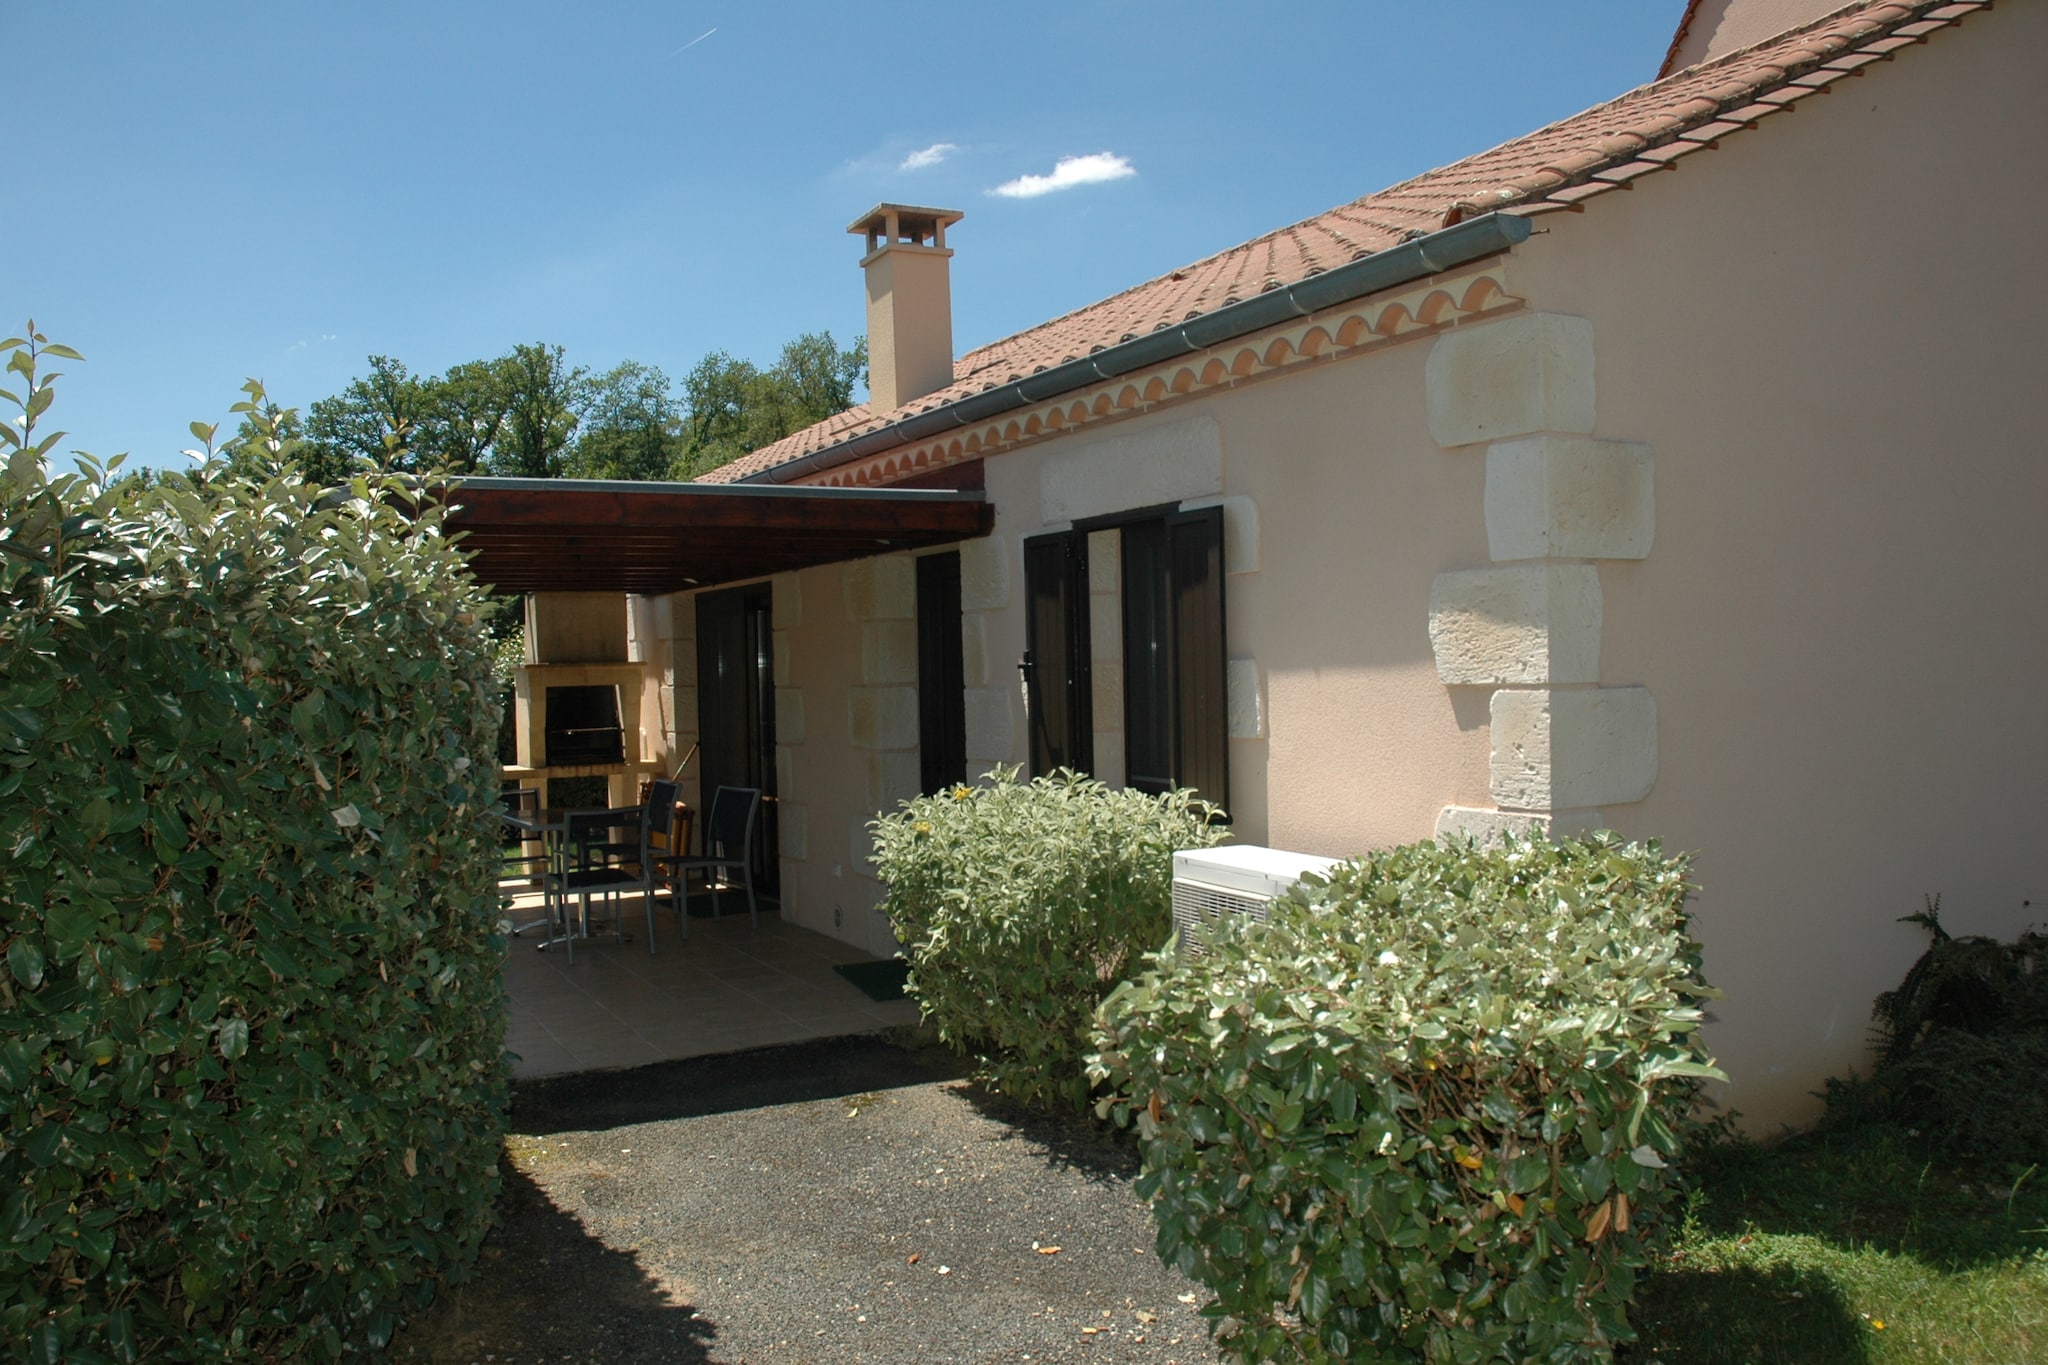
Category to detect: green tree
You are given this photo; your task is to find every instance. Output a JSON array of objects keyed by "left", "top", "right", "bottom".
[
  {"left": 302, "top": 354, "right": 431, "bottom": 476},
  {"left": 679, "top": 330, "right": 865, "bottom": 479},
  {"left": 489, "top": 342, "right": 587, "bottom": 478},
  {"left": 425, "top": 357, "right": 513, "bottom": 475},
  {"left": 568, "top": 360, "right": 681, "bottom": 481}
]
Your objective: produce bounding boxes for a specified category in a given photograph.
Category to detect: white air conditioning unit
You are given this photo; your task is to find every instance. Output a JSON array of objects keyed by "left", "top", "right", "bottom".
[{"left": 1171, "top": 845, "right": 1341, "bottom": 956}]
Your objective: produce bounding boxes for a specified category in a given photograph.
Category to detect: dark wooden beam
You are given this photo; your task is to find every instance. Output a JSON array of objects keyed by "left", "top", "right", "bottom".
[{"left": 430, "top": 479, "right": 993, "bottom": 596}]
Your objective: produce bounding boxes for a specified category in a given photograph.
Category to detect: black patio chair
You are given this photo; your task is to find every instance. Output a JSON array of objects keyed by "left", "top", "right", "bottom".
[
  {"left": 546, "top": 782, "right": 678, "bottom": 960},
  {"left": 656, "top": 785, "right": 761, "bottom": 929}
]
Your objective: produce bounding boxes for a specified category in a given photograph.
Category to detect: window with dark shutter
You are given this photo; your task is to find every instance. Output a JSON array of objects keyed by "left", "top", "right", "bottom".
[
  {"left": 1022, "top": 531, "right": 1092, "bottom": 777},
  {"left": 1165, "top": 506, "right": 1228, "bottom": 810},
  {"left": 916, "top": 551, "right": 967, "bottom": 795}
]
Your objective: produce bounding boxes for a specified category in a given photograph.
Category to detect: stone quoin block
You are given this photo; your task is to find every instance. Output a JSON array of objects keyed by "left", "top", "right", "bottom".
[
  {"left": 848, "top": 685, "right": 918, "bottom": 751},
  {"left": 1489, "top": 686, "right": 1657, "bottom": 810},
  {"left": 958, "top": 534, "right": 1010, "bottom": 612},
  {"left": 867, "top": 751, "right": 920, "bottom": 815},
  {"left": 1435, "top": 805, "right": 1606, "bottom": 846},
  {"left": 862, "top": 620, "right": 918, "bottom": 685},
  {"left": 771, "top": 572, "right": 802, "bottom": 628},
  {"left": 958, "top": 614, "right": 989, "bottom": 688},
  {"left": 1087, "top": 528, "right": 1121, "bottom": 595},
  {"left": 1428, "top": 565, "right": 1603, "bottom": 686},
  {"left": 1090, "top": 657, "right": 1124, "bottom": 727},
  {"left": 963, "top": 686, "right": 1014, "bottom": 762},
  {"left": 1227, "top": 658, "right": 1265, "bottom": 740},
  {"left": 1486, "top": 435, "right": 1654, "bottom": 561},
  {"left": 1426, "top": 312, "right": 1596, "bottom": 449},
  {"left": 779, "top": 802, "right": 809, "bottom": 861},
  {"left": 843, "top": 555, "right": 915, "bottom": 622},
  {"left": 1041, "top": 414, "right": 1224, "bottom": 525},
  {"left": 774, "top": 688, "right": 806, "bottom": 746}
]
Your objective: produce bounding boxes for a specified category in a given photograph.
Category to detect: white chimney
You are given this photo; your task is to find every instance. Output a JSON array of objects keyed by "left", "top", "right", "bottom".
[{"left": 848, "top": 203, "right": 963, "bottom": 414}]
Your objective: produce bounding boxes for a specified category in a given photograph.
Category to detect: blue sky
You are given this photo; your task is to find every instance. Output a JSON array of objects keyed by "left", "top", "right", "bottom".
[{"left": 18, "top": 2, "right": 1682, "bottom": 467}]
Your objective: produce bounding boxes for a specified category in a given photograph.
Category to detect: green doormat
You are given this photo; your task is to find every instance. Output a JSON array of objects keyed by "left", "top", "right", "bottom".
[{"left": 834, "top": 957, "right": 912, "bottom": 1002}]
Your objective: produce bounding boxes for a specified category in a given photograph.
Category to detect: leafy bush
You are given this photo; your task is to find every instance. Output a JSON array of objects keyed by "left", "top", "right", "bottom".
[
  {"left": 871, "top": 766, "right": 1223, "bottom": 1111},
  {"left": 1821, "top": 899, "right": 2048, "bottom": 1164},
  {"left": 1091, "top": 833, "right": 1723, "bottom": 1363},
  {"left": 1, "top": 330, "right": 508, "bottom": 1361}
]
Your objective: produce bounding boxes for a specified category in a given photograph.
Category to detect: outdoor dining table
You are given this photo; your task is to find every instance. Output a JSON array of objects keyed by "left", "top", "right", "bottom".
[{"left": 499, "top": 804, "right": 645, "bottom": 951}]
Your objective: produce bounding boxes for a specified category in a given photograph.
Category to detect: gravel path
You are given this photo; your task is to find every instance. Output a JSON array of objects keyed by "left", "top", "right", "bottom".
[{"left": 394, "top": 1034, "right": 1224, "bottom": 1364}]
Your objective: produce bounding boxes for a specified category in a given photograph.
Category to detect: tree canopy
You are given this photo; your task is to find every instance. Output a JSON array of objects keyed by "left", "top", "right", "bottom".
[{"left": 232, "top": 333, "right": 866, "bottom": 484}]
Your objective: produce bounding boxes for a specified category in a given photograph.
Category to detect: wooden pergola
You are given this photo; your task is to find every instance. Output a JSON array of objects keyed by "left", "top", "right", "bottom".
[{"left": 435, "top": 477, "right": 993, "bottom": 596}]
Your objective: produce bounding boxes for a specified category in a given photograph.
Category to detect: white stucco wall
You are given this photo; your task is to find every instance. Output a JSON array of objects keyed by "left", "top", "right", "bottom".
[
  {"left": 670, "top": 2, "right": 2042, "bottom": 1133},
  {"left": 1502, "top": 2, "right": 2048, "bottom": 1127}
]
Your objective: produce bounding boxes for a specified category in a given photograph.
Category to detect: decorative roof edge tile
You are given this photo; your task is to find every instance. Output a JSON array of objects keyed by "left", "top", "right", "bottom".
[{"left": 708, "top": 0, "right": 1990, "bottom": 487}]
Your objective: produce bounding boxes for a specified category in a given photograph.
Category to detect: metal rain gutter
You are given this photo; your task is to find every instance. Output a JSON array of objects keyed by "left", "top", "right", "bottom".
[{"left": 741, "top": 211, "right": 1532, "bottom": 486}]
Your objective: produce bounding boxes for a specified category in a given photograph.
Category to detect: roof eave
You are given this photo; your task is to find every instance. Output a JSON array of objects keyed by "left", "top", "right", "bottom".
[{"left": 739, "top": 211, "right": 1533, "bottom": 486}]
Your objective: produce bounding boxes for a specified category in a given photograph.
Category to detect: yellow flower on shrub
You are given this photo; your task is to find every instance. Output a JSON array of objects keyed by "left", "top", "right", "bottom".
[{"left": 915, "top": 820, "right": 934, "bottom": 835}]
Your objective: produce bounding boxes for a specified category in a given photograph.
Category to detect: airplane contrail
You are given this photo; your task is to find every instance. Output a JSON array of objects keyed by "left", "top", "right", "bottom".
[{"left": 668, "top": 28, "right": 717, "bottom": 57}]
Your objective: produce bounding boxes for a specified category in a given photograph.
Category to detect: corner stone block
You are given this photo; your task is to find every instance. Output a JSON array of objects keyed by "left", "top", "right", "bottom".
[
  {"left": 959, "top": 535, "right": 1010, "bottom": 612},
  {"left": 775, "top": 746, "right": 795, "bottom": 800},
  {"left": 774, "top": 688, "right": 806, "bottom": 746},
  {"left": 1227, "top": 658, "right": 1265, "bottom": 740},
  {"left": 656, "top": 684, "right": 677, "bottom": 740},
  {"left": 1489, "top": 686, "right": 1657, "bottom": 810},
  {"left": 1429, "top": 565, "right": 1602, "bottom": 686},
  {"left": 867, "top": 751, "right": 921, "bottom": 814},
  {"left": 848, "top": 685, "right": 919, "bottom": 751},
  {"left": 862, "top": 621, "right": 919, "bottom": 685},
  {"left": 1426, "top": 312, "right": 1596, "bottom": 449},
  {"left": 771, "top": 573, "right": 802, "bottom": 628},
  {"left": 779, "top": 802, "right": 809, "bottom": 861},
  {"left": 1486, "top": 435, "right": 1654, "bottom": 561},
  {"left": 674, "top": 686, "right": 699, "bottom": 737},
  {"left": 959, "top": 613, "right": 989, "bottom": 688},
  {"left": 850, "top": 820, "right": 883, "bottom": 875},
  {"left": 1091, "top": 657, "right": 1124, "bottom": 723},
  {"left": 772, "top": 630, "right": 790, "bottom": 685},
  {"left": 1086, "top": 529, "right": 1121, "bottom": 595},
  {"left": 1435, "top": 805, "right": 1606, "bottom": 846},
  {"left": 963, "top": 686, "right": 1014, "bottom": 763},
  {"left": 648, "top": 594, "right": 677, "bottom": 641},
  {"left": 844, "top": 555, "right": 915, "bottom": 622}
]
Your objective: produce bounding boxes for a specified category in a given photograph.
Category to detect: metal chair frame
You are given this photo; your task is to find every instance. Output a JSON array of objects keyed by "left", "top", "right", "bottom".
[{"left": 656, "top": 785, "right": 761, "bottom": 929}]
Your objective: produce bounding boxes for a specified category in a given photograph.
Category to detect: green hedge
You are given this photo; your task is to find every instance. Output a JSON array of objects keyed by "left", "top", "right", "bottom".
[
  {"left": 1091, "top": 833, "right": 1723, "bottom": 1363},
  {"left": 871, "top": 767, "right": 1224, "bottom": 1111},
  {"left": 1, "top": 338, "right": 508, "bottom": 1361}
]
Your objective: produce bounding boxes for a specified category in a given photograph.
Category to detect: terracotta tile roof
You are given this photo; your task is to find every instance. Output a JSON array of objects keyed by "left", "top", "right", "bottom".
[{"left": 706, "top": 0, "right": 1988, "bottom": 485}]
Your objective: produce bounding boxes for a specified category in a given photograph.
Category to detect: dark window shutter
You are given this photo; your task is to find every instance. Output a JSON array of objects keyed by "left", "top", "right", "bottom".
[
  {"left": 916, "top": 552, "right": 967, "bottom": 795},
  {"left": 1022, "top": 531, "right": 1092, "bottom": 777},
  {"left": 1168, "top": 507, "right": 1228, "bottom": 812},
  {"left": 1121, "top": 519, "right": 1174, "bottom": 795}
]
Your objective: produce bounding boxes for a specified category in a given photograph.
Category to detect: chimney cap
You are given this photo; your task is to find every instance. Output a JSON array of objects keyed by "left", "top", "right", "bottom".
[{"left": 848, "top": 203, "right": 964, "bottom": 253}]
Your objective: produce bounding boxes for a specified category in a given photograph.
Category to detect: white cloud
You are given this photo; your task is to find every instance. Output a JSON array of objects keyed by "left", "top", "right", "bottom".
[
  {"left": 988, "top": 151, "right": 1136, "bottom": 199},
  {"left": 899, "top": 142, "right": 958, "bottom": 172}
]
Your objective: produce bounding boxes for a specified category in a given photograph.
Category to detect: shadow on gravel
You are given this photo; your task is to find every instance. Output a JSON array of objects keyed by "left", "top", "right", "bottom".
[
  {"left": 511, "top": 1028, "right": 971, "bottom": 1134},
  {"left": 395, "top": 1162, "right": 718, "bottom": 1363},
  {"left": 958, "top": 1086, "right": 1146, "bottom": 1185}
]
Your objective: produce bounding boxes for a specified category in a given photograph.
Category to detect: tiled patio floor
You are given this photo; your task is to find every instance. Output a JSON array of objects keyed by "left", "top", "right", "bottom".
[{"left": 499, "top": 892, "right": 919, "bottom": 1080}]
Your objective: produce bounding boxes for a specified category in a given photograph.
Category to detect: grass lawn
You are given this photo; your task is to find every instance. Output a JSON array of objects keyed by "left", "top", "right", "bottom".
[{"left": 1626, "top": 1122, "right": 2046, "bottom": 1364}]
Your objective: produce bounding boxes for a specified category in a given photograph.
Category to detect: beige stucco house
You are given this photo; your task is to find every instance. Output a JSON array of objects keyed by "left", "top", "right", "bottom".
[{"left": 508, "top": 0, "right": 2042, "bottom": 1130}]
